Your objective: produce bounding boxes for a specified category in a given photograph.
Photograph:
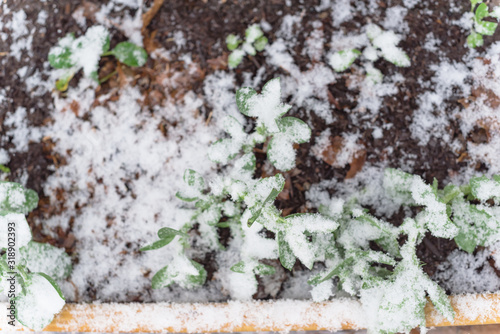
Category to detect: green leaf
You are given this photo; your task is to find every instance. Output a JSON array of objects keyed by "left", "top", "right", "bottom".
[
  {"left": 228, "top": 49, "right": 245, "bottom": 69},
  {"left": 440, "top": 185, "right": 462, "bottom": 204},
  {"left": 247, "top": 188, "right": 280, "bottom": 227},
  {"left": 158, "top": 227, "right": 187, "bottom": 239},
  {"left": 424, "top": 277, "right": 455, "bottom": 321},
  {"left": 183, "top": 169, "right": 205, "bottom": 190},
  {"left": 475, "top": 3, "right": 489, "bottom": 21},
  {"left": 267, "top": 117, "right": 311, "bottom": 171},
  {"left": 277, "top": 231, "right": 296, "bottom": 270},
  {"left": 186, "top": 260, "right": 207, "bottom": 287},
  {"left": 152, "top": 260, "right": 206, "bottom": 289},
  {"left": 230, "top": 261, "right": 246, "bottom": 273},
  {"left": 55, "top": 70, "right": 75, "bottom": 92},
  {"left": 110, "top": 42, "right": 148, "bottom": 67},
  {"left": 0, "top": 164, "right": 10, "bottom": 173},
  {"left": 48, "top": 33, "right": 75, "bottom": 69},
  {"left": 226, "top": 34, "right": 241, "bottom": 51},
  {"left": 236, "top": 86, "right": 257, "bottom": 115},
  {"left": 476, "top": 20, "right": 498, "bottom": 36},
  {"left": 245, "top": 24, "right": 264, "bottom": 43},
  {"left": 0, "top": 182, "right": 39, "bottom": 214},
  {"left": 254, "top": 263, "right": 276, "bottom": 276},
  {"left": 15, "top": 273, "right": 66, "bottom": 331},
  {"left": 175, "top": 191, "right": 199, "bottom": 202},
  {"left": 467, "top": 31, "right": 484, "bottom": 48},
  {"left": 254, "top": 36, "right": 268, "bottom": 52},
  {"left": 329, "top": 49, "right": 361, "bottom": 72},
  {"left": 102, "top": 35, "right": 111, "bottom": 53},
  {"left": 151, "top": 265, "right": 173, "bottom": 289},
  {"left": 140, "top": 237, "right": 175, "bottom": 251},
  {"left": 21, "top": 241, "right": 72, "bottom": 280}
]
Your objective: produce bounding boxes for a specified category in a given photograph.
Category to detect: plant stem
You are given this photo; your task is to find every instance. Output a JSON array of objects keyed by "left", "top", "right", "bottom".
[{"left": 99, "top": 70, "right": 118, "bottom": 84}]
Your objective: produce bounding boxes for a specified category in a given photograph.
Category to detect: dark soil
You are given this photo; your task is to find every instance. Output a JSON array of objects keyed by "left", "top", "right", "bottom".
[{"left": 2, "top": 0, "right": 499, "bottom": 301}]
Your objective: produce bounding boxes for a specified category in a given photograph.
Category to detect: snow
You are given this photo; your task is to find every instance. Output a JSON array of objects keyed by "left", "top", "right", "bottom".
[{"left": 434, "top": 249, "right": 500, "bottom": 294}]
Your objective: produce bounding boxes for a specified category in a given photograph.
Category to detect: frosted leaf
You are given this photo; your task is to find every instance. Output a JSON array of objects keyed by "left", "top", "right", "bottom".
[
  {"left": 452, "top": 196, "right": 499, "bottom": 253},
  {"left": 152, "top": 258, "right": 206, "bottom": 289},
  {"left": 384, "top": 169, "right": 457, "bottom": 239},
  {"left": 208, "top": 116, "right": 247, "bottom": 164},
  {"left": 236, "top": 78, "right": 291, "bottom": 133},
  {"left": 329, "top": 49, "right": 361, "bottom": 72},
  {"left": 48, "top": 33, "right": 75, "bottom": 69},
  {"left": 228, "top": 270, "right": 258, "bottom": 300},
  {"left": 362, "top": 45, "right": 378, "bottom": 62},
  {"left": 21, "top": 242, "right": 72, "bottom": 280},
  {"left": 71, "top": 25, "right": 110, "bottom": 77},
  {"left": 365, "top": 23, "right": 383, "bottom": 40},
  {"left": 422, "top": 276, "right": 455, "bottom": 321},
  {"left": 228, "top": 49, "right": 245, "bottom": 69},
  {"left": 245, "top": 24, "right": 264, "bottom": 44},
  {"left": 364, "top": 63, "right": 383, "bottom": 84},
  {"left": 0, "top": 182, "right": 38, "bottom": 214},
  {"left": 0, "top": 213, "right": 32, "bottom": 249},
  {"left": 241, "top": 42, "right": 256, "bottom": 56},
  {"left": 230, "top": 153, "right": 256, "bottom": 180},
  {"left": 197, "top": 203, "right": 222, "bottom": 226},
  {"left": 175, "top": 169, "right": 205, "bottom": 202},
  {"left": 16, "top": 273, "right": 65, "bottom": 331},
  {"left": 283, "top": 213, "right": 339, "bottom": 269},
  {"left": 470, "top": 176, "right": 500, "bottom": 203},
  {"left": 277, "top": 230, "right": 296, "bottom": 270},
  {"left": 226, "top": 34, "right": 240, "bottom": 50},
  {"left": 372, "top": 30, "right": 410, "bottom": 67},
  {"left": 244, "top": 174, "right": 285, "bottom": 208},
  {"left": 242, "top": 174, "right": 285, "bottom": 226},
  {"left": 268, "top": 117, "right": 311, "bottom": 171}
]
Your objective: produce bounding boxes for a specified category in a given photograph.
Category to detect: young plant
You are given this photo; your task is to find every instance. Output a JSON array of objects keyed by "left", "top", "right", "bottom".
[
  {"left": 329, "top": 24, "right": 410, "bottom": 83},
  {"left": 142, "top": 78, "right": 338, "bottom": 299},
  {"left": 0, "top": 182, "right": 72, "bottom": 330},
  {"left": 48, "top": 25, "right": 148, "bottom": 91},
  {"left": 226, "top": 24, "right": 268, "bottom": 69},
  {"left": 467, "top": 0, "right": 500, "bottom": 48}
]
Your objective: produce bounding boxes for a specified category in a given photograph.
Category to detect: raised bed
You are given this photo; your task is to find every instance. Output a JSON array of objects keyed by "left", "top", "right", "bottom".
[{"left": 2, "top": 294, "right": 500, "bottom": 332}]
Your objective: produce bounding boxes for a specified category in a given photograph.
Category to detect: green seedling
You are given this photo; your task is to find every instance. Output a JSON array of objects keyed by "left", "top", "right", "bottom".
[{"left": 49, "top": 25, "right": 148, "bottom": 91}]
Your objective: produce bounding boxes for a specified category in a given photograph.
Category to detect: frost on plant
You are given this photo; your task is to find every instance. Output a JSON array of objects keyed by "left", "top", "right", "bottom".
[
  {"left": 328, "top": 24, "right": 410, "bottom": 83},
  {"left": 48, "top": 25, "right": 148, "bottom": 91},
  {"left": 0, "top": 182, "right": 72, "bottom": 330},
  {"left": 142, "top": 78, "right": 335, "bottom": 299},
  {"left": 226, "top": 24, "right": 268, "bottom": 69},
  {"left": 467, "top": 0, "right": 500, "bottom": 48}
]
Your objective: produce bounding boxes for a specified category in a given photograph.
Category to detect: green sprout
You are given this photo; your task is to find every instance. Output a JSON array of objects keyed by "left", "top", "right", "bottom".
[
  {"left": 329, "top": 24, "right": 410, "bottom": 83},
  {"left": 48, "top": 25, "right": 148, "bottom": 91},
  {"left": 467, "top": 0, "right": 500, "bottom": 48},
  {"left": 226, "top": 24, "right": 268, "bottom": 69}
]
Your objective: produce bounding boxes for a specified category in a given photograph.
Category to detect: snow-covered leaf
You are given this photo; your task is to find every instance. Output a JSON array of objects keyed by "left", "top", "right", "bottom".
[
  {"left": 226, "top": 34, "right": 241, "bottom": 51},
  {"left": 0, "top": 182, "right": 38, "bottom": 214},
  {"left": 21, "top": 242, "right": 72, "bottom": 280},
  {"left": 236, "top": 78, "right": 291, "bottom": 133},
  {"left": 329, "top": 49, "right": 360, "bottom": 72},
  {"left": 110, "top": 42, "right": 148, "bottom": 67},
  {"left": 15, "top": 273, "right": 65, "bottom": 331},
  {"left": 228, "top": 49, "right": 245, "bottom": 69},
  {"left": 267, "top": 117, "right": 311, "bottom": 171}
]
